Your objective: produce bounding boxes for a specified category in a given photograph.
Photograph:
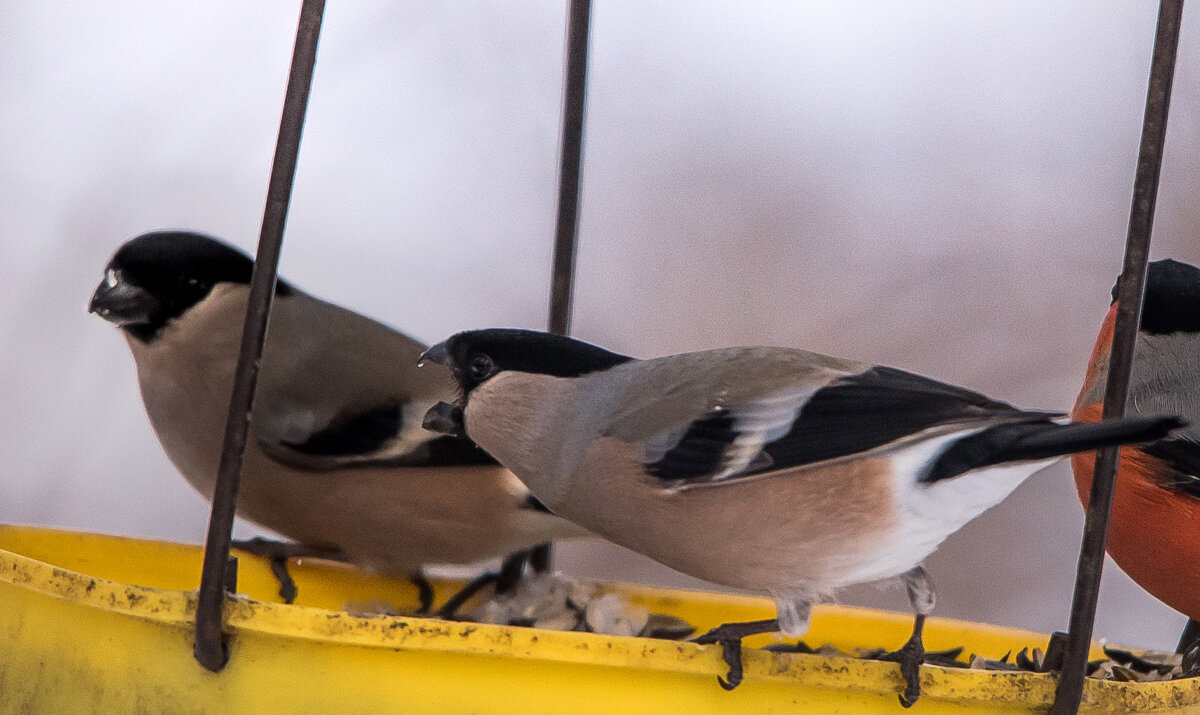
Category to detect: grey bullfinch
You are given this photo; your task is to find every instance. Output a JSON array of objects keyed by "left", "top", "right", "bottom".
[
  {"left": 421, "top": 328, "right": 1181, "bottom": 705},
  {"left": 90, "top": 231, "right": 588, "bottom": 609}
]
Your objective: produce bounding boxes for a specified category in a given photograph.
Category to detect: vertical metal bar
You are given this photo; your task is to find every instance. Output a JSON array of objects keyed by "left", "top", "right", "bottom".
[
  {"left": 1050, "top": 1, "right": 1183, "bottom": 711},
  {"left": 547, "top": 0, "right": 592, "bottom": 336},
  {"left": 193, "top": 0, "right": 325, "bottom": 672},
  {"left": 532, "top": 0, "right": 593, "bottom": 574}
]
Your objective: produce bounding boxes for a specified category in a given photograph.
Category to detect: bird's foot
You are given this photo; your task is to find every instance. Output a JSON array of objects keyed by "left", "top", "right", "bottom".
[
  {"left": 410, "top": 571, "right": 435, "bottom": 615},
  {"left": 879, "top": 629, "right": 925, "bottom": 707},
  {"left": 691, "top": 619, "right": 780, "bottom": 691},
  {"left": 436, "top": 548, "right": 558, "bottom": 622},
  {"left": 268, "top": 555, "right": 298, "bottom": 604},
  {"left": 438, "top": 571, "right": 499, "bottom": 620},
  {"left": 438, "top": 548, "right": 536, "bottom": 620},
  {"left": 231, "top": 537, "right": 346, "bottom": 604},
  {"left": 495, "top": 548, "right": 532, "bottom": 595}
]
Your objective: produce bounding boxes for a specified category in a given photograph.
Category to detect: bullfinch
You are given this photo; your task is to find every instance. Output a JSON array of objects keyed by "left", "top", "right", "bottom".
[
  {"left": 89, "top": 231, "right": 587, "bottom": 607},
  {"left": 1072, "top": 258, "right": 1200, "bottom": 652},
  {"left": 421, "top": 328, "right": 1181, "bottom": 705}
]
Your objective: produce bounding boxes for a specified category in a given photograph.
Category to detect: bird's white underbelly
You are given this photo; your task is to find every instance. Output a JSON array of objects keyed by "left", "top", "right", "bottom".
[{"left": 829, "top": 455, "right": 1053, "bottom": 587}]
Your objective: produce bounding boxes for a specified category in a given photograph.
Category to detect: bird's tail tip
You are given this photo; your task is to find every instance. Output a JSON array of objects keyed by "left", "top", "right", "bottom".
[{"left": 1108, "top": 414, "right": 1188, "bottom": 441}]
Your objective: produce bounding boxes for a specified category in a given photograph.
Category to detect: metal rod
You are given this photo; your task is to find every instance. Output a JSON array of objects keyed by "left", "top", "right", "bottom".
[
  {"left": 532, "top": 0, "right": 593, "bottom": 574},
  {"left": 193, "top": 0, "right": 325, "bottom": 672},
  {"left": 1050, "top": 1, "right": 1183, "bottom": 711},
  {"left": 547, "top": 0, "right": 592, "bottom": 336}
]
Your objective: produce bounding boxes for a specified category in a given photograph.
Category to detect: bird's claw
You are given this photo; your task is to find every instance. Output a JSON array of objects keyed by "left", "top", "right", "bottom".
[
  {"left": 268, "top": 556, "right": 298, "bottom": 604},
  {"left": 880, "top": 637, "right": 924, "bottom": 708},
  {"left": 231, "top": 538, "right": 302, "bottom": 603},
  {"left": 438, "top": 571, "right": 499, "bottom": 620},
  {"left": 692, "top": 622, "right": 768, "bottom": 691},
  {"left": 715, "top": 638, "right": 744, "bottom": 690},
  {"left": 690, "top": 619, "right": 780, "bottom": 691},
  {"left": 231, "top": 538, "right": 347, "bottom": 605},
  {"left": 410, "top": 571, "right": 435, "bottom": 615}
]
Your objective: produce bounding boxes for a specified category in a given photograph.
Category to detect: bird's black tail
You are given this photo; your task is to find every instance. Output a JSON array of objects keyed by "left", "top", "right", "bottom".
[{"left": 922, "top": 415, "right": 1186, "bottom": 483}]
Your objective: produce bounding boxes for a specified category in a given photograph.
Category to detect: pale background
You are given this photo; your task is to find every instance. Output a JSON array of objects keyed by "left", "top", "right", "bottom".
[{"left": 3, "top": 1, "right": 1199, "bottom": 651}]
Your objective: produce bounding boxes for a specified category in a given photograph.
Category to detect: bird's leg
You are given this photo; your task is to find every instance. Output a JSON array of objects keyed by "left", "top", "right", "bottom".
[
  {"left": 884, "top": 614, "right": 927, "bottom": 708},
  {"left": 437, "top": 571, "right": 499, "bottom": 620},
  {"left": 1177, "top": 619, "right": 1200, "bottom": 654},
  {"left": 231, "top": 536, "right": 346, "bottom": 562},
  {"left": 438, "top": 548, "right": 540, "bottom": 620},
  {"left": 692, "top": 618, "right": 784, "bottom": 690},
  {"left": 880, "top": 565, "right": 935, "bottom": 708},
  {"left": 494, "top": 548, "right": 532, "bottom": 595},
  {"left": 266, "top": 558, "right": 298, "bottom": 604},
  {"left": 409, "top": 571, "right": 435, "bottom": 615},
  {"left": 231, "top": 537, "right": 347, "bottom": 604},
  {"left": 528, "top": 542, "right": 552, "bottom": 574}
]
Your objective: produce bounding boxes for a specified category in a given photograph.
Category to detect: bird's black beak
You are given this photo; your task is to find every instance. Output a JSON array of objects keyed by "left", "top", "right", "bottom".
[
  {"left": 418, "top": 341, "right": 448, "bottom": 367},
  {"left": 423, "top": 400, "right": 465, "bottom": 436},
  {"left": 89, "top": 272, "right": 158, "bottom": 326}
]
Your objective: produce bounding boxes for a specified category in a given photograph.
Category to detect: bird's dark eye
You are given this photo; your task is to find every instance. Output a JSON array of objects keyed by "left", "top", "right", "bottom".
[{"left": 468, "top": 354, "right": 497, "bottom": 381}]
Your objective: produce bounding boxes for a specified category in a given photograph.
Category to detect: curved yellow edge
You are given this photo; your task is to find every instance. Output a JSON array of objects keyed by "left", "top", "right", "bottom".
[{"left": 0, "top": 525, "right": 1196, "bottom": 713}]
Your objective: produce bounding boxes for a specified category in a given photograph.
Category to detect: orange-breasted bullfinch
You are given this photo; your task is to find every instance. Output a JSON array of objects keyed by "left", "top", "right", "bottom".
[
  {"left": 420, "top": 328, "right": 1182, "bottom": 705},
  {"left": 1072, "top": 258, "right": 1200, "bottom": 649},
  {"left": 90, "top": 232, "right": 589, "bottom": 607}
]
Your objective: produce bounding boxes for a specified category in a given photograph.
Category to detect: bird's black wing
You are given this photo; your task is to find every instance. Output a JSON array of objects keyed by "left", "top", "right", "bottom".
[
  {"left": 646, "top": 366, "right": 1046, "bottom": 489},
  {"left": 279, "top": 401, "right": 404, "bottom": 458},
  {"left": 1141, "top": 438, "right": 1200, "bottom": 499},
  {"left": 261, "top": 400, "right": 497, "bottom": 471},
  {"left": 760, "top": 366, "right": 1034, "bottom": 468}
]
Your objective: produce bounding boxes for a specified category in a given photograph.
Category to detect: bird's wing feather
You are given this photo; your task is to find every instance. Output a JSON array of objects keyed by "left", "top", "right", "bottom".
[
  {"left": 605, "top": 346, "right": 862, "bottom": 443},
  {"left": 628, "top": 360, "right": 1048, "bottom": 490},
  {"left": 1140, "top": 438, "right": 1200, "bottom": 499},
  {"left": 272, "top": 400, "right": 405, "bottom": 457},
  {"left": 252, "top": 294, "right": 489, "bottom": 471},
  {"left": 257, "top": 399, "right": 467, "bottom": 470}
]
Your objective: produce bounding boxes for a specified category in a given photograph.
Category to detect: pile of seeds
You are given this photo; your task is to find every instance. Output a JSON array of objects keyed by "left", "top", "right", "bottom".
[
  {"left": 470, "top": 580, "right": 1200, "bottom": 680},
  {"left": 351, "top": 575, "right": 1200, "bottom": 681},
  {"left": 1089, "top": 645, "right": 1200, "bottom": 682},
  {"left": 471, "top": 574, "right": 695, "bottom": 639},
  {"left": 766, "top": 633, "right": 1200, "bottom": 682}
]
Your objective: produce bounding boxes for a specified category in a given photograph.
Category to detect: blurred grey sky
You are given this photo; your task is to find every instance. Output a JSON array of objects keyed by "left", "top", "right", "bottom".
[{"left": 2, "top": 1, "right": 1199, "bottom": 650}]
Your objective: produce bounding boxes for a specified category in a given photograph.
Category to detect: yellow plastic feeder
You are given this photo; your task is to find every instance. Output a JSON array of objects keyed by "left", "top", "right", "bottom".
[{"left": 0, "top": 524, "right": 1196, "bottom": 713}]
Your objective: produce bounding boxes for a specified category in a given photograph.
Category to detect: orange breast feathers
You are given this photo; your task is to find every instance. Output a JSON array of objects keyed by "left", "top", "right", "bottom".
[
  {"left": 1074, "top": 303, "right": 1117, "bottom": 415},
  {"left": 1071, "top": 303, "right": 1200, "bottom": 620}
]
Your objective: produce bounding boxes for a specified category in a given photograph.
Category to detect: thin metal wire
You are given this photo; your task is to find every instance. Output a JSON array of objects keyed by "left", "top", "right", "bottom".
[
  {"left": 1050, "top": 1, "right": 1183, "bottom": 711},
  {"left": 547, "top": 0, "right": 592, "bottom": 337},
  {"left": 531, "top": 0, "right": 593, "bottom": 574},
  {"left": 193, "top": 0, "right": 326, "bottom": 672}
]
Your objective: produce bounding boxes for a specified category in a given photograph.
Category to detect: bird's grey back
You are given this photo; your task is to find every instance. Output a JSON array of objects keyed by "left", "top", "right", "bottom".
[
  {"left": 1129, "top": 332, "right": 1200, "bottom": 440},
  {"left": 602, "top": 346, "right": 866, "bottom": 443}
]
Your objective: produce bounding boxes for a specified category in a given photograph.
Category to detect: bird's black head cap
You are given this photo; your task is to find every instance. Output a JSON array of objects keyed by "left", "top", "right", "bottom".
[
  {"left": 426, "top": 328, "right": 634, "bottom": 396},
  {"left": 1113, "top": 258, "right": 1200, "bottom": 335},
  {"left": 92, "top": 231, "right": 292, "bottom": 342}
]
